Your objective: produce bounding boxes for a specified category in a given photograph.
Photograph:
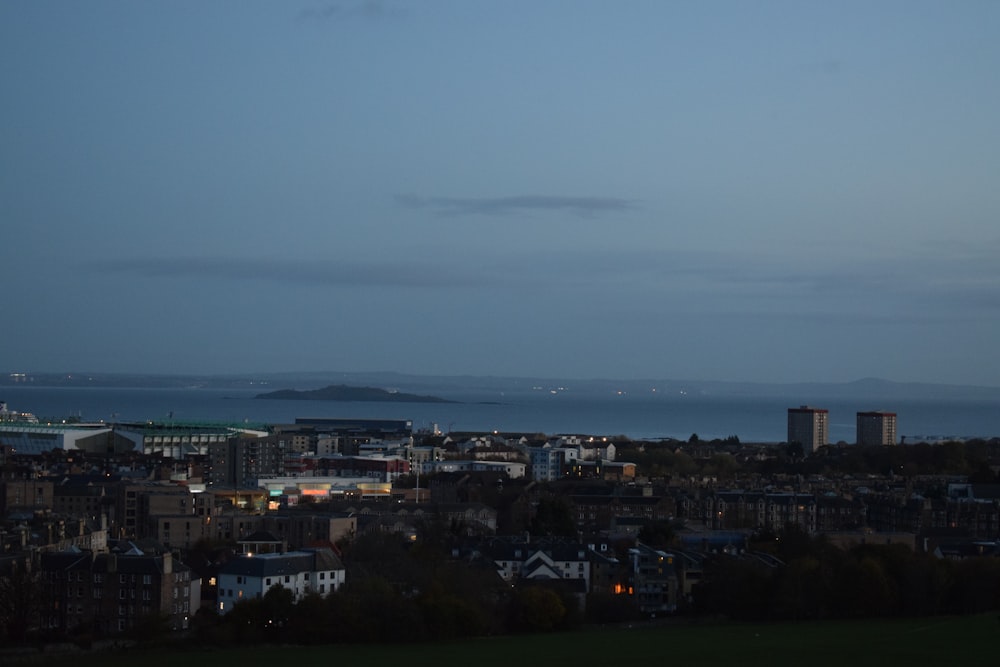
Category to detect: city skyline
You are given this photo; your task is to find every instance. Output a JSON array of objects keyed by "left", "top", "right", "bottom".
[{"left": 3, "top": 2, "right": 999, "bottom": 386}]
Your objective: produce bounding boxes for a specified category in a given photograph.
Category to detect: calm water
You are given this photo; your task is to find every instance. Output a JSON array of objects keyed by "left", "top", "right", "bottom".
[{"left": 2, "top": 385, "right": 999, "bottom": 443}]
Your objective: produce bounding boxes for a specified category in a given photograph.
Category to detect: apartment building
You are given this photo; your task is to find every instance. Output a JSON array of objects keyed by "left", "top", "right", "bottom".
[
  {"left": 787, "top": 406, "right": 829, "bottom": 454},
  {"left": 216, "top": 547, "right": 345, "bottom": 614},
  {"left": 857, "top": 411, "right": 897, "bottom": 446},
  {"left": 38, "top": 546, "right": 199, "bottom": 635}
]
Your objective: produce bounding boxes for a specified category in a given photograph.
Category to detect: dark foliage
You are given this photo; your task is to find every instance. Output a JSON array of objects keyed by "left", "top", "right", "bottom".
[{"left": 692, "top": 526, "right": 1000, "bottom": 621}]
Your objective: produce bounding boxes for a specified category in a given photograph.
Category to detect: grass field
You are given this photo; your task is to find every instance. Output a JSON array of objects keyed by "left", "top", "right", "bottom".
[{"left": 36, "top": 614, "right": 998, "bottom": 667}]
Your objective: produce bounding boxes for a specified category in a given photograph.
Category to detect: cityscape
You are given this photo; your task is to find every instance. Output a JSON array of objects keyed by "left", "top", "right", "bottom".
[
  {"left": 3, "top": 1, "right": 1000, "bottom": 661},
  {"left": 2, "top": 392, "right": 999, "bottom": 651}
]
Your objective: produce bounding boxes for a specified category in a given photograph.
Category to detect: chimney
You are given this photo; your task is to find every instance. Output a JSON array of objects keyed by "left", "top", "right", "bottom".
[{"left": 162, "top": 552, "right": 173, "bottom": 574}]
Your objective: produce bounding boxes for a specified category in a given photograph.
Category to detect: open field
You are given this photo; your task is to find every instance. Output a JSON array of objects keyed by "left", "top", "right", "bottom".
[{"left": 29, "top": 614, "right": 998, "bottom": 667}]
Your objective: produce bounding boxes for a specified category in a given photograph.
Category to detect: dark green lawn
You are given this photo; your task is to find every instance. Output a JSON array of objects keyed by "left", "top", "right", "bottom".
[{"left": 35, "top": 614, "right": 998, "bottom": 667}]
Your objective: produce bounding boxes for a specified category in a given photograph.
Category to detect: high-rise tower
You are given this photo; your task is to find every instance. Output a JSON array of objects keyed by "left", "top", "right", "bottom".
[
  {"left": 787, "top": 406, "right": 829, "bottom": 454},
  {"left": 856, "top": 411, "right": 897, "bottom": 445}
]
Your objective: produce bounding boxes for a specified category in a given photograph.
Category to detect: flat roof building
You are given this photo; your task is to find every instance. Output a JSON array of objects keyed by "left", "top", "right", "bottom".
[
  {"left": 787, "top": 406, "right": 829, "bottom": 454},
  {"left": 857, "top": 411, "right": 897, "bottom": 446}
]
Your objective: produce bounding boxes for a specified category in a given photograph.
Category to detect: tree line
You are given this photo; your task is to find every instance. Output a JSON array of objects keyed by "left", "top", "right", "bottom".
[{"left": 693, "top": 526, "right": 1000, "bottom": 621}]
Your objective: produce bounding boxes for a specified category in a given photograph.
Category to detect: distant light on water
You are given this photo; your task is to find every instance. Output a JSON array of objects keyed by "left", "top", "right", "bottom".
[{"left": 2, "top": 384, "right": 998, "bottom": 442}]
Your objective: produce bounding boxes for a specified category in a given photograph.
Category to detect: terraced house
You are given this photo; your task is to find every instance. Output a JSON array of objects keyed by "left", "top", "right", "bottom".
[{"left": 38, "top": 544, "right": 198, "bottom": 635}]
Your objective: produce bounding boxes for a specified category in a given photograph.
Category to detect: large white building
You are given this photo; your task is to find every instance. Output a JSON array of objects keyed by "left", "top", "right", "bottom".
[
  {"left": 0, "top": 423, "right": 113, "bottom": 454},
  {"left": 216, "top": 547, "right": 345, "bottom": 614}
]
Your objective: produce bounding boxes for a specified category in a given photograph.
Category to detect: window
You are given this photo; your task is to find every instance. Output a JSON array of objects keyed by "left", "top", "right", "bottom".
[
  {"left": 143, "top": 575, "right": 151, "bottom": 585},
  {"left": 320, "top": 572, "right": 326, "bottom": 580}
]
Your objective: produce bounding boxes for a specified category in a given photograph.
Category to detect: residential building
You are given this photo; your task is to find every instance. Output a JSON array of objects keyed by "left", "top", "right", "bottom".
[
  {"left": 857, "top": 411, "right": 897, "bottom": 446},
  {"left": 207, "top": 434, "right": 286, "bottom": 488},
  {"left": 485, "top": 538, "right": 593, "bottom": 591},
  {"left": 38, "top": 545, "right": 199, "bottom": 635},
  {"left": 528, "top": 446, "right": 571, "bottom": 481},
  {"left": 626, "top": 542, "right": 679, "bottom": 614},
  {"left": 1, "top": 476, "right": 54, "bottom": 513},
  {"left": 216, "top": 547, "right": 345, "bottom": 614},
  {"left": 787, "top": 406, "right": 829, "bottom": 454}
]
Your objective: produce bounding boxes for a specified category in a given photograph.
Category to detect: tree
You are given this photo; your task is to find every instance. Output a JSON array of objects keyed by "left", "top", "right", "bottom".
[
  {"left": 530, "top": 496, "right": 577, "bottom": 537},
  {"left": 506, "top": 586, "right": 567, "bottom": 633},
  {"left": 638, "top": 519, "right": 677, "bottom": 548}
]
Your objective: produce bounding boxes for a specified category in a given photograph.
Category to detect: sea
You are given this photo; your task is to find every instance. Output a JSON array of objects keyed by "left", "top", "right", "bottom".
[{"left": 2, "top": 384, "right": 999, "bottom": 443}]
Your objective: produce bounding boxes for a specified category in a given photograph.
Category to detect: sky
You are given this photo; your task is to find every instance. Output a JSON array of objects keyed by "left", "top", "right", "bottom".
[{"left": 2, "top": 1, "right": 999, "bottom": 385}]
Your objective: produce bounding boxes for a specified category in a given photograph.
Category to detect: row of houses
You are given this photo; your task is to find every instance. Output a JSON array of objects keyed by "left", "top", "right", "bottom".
[
  {"left": 8, "top": 471, "right": 1000, "bottom": 557},
  {"left": 36, "top": 543, "right": 198, "bottom": 634}
]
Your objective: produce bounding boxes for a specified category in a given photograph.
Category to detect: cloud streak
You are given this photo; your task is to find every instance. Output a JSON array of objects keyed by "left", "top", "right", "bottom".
[
  {"left": 396, "top": 194, "right": 637, "bottom": 217},
  {"left": 93, "top": 257, "right": 488, "bottom": 289},
  {"left": 86, "top": 246, "right": 1000, "bottom": 318}
]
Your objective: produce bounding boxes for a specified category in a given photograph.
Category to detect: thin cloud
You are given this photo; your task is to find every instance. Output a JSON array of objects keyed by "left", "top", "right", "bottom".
[
  {"left": 93, "top": 257, "right": 487, "bottom": 289},
  {"left": 395, "top": 194, "right": 638, "bottom": 217}
]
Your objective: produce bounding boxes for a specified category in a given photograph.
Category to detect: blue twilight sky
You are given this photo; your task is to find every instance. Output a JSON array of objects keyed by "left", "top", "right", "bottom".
[{"left": 2, "top": 1, "right": 999, "bottom": 385}]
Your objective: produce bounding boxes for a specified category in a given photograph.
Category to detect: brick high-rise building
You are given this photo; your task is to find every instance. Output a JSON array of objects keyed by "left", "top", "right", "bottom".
[
  {"left": 787, "top": 406, "right": 829, "bottom": 454},
  {"left": 857, "top": 411, "right": 897, "bottom": 445}
]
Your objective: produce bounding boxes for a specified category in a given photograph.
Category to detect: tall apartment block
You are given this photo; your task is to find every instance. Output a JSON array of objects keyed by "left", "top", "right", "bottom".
[
  {"left": 856, "top": 411, "right": 897, "bottom": 445},
  {"left": 787, "top": 406, "right": 829, "bottom": 454}
]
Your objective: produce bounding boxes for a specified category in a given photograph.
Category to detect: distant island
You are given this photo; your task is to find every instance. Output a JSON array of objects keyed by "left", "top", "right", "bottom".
[{"left": 254, "top": 384, "right": 456, "bottom": 404}]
